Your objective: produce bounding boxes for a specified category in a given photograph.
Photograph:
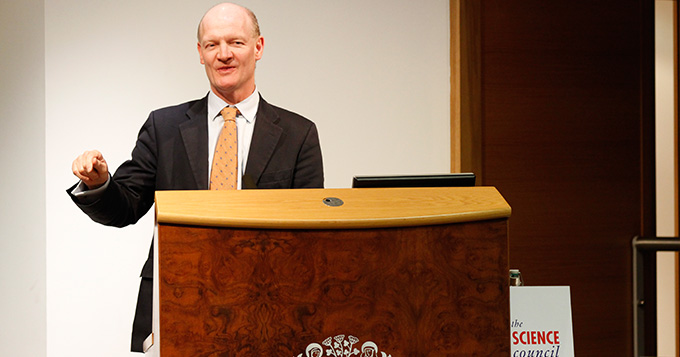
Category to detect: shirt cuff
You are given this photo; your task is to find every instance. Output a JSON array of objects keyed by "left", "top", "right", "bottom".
[{"left": 71, "top": 175, "right": 111, "bottom": 203}]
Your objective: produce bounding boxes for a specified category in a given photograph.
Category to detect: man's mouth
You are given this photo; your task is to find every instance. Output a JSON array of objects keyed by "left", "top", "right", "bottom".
[{"left": 217, "top": 65, "right": 235, "bottom": 74}]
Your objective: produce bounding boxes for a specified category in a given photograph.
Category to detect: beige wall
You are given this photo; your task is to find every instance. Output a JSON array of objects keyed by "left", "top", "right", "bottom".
[
  {"left": 656, "top": 0, "right": 678, "bottom": 356},
  {"left": 0, "top": 1, "right": 47, "bottom": 356}
]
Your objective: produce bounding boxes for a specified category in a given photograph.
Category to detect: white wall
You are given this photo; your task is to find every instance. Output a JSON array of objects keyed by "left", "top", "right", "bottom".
[
  {"left": 44, "top": 1, "right": 450, "bottom": 355},
  {"left": 0, "top": 1, "right": 47, "bottom": 356}
]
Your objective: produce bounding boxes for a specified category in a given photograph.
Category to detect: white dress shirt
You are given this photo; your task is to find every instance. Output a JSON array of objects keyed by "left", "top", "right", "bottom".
[{"left": 207, "top": 89, "right": 259, "bottom": 190}]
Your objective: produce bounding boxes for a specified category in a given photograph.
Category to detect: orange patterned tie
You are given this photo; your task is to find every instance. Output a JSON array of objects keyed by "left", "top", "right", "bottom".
[{"left": 210, "top": 107, "right": 239, "bottom": 190}]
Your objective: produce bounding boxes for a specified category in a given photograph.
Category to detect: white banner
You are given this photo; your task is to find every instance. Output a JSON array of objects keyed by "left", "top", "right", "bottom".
[{"left": 510, "top": 286, "right": 575, "bottom": 357}]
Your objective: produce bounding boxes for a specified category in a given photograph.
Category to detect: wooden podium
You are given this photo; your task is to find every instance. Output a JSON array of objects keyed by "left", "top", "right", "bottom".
[{"left": 147, "top": 187, "right": 511, "bottom": 356}]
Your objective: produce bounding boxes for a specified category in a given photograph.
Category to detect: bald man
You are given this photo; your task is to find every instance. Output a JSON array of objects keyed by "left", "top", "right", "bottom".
[{"left": 68, "top": 3, "right": 324, "bottom": 352}]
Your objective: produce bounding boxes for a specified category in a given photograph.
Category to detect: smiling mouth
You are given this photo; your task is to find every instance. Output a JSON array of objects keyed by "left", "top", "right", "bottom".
[{"left": 217, "top": 66, "right": 235, "bottom": 73}]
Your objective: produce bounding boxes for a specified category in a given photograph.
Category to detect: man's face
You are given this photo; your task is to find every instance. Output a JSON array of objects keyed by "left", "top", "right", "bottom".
[{"left": 197, "top": 7, "right": 263, "bottom": 104}]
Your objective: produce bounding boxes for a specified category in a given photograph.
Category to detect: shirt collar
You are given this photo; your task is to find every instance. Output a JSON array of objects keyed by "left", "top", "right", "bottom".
[{"left": 208, "top": 88, "right": 260, "bottom": 123}]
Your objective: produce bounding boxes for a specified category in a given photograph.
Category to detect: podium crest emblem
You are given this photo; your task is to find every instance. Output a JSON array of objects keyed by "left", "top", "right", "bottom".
[{"left": 295, "top": 334, "right": 391, "bottom": 357}]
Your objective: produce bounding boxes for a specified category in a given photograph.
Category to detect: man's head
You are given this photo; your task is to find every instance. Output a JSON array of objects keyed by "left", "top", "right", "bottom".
[{"left": 197, "top": 3, "right": 264, "bottom": 104}]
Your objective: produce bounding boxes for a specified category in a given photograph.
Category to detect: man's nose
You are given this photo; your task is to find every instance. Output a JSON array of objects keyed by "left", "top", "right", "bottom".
[{"left": 217, "top": 44, "right": 232, "bottom": 60}]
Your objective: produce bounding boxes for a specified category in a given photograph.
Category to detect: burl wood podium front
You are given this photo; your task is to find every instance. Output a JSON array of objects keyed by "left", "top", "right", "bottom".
[{"left": 147, "top": 187, "right": 511, "bottom": 356}]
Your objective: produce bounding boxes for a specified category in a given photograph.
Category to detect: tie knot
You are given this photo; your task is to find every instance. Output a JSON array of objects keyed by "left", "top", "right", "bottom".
[{"left": 221, "top": 106, "right": 239, "bottom": 122}]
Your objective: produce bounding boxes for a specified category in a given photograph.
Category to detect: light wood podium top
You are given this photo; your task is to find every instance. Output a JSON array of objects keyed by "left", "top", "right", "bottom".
[{"left": 154, "top": 186, "right": 511, "bottom": 230}]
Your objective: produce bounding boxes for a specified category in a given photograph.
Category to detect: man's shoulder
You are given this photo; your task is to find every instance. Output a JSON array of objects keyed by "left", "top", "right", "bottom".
[
  {"left": 260, "top": 98, "right": 314, "bottom": 128},
  {"left": 151, "top": 96, "right": 206, "bottom": 118}
]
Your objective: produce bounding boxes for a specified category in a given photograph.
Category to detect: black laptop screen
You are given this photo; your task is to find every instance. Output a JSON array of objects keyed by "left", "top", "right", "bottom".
[{"left": 351, "top": 173, "right": 476, "bottom": 188}]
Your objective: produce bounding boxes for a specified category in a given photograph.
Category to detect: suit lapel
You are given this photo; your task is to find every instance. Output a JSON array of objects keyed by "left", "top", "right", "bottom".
[
  {"left": 179, "top": 96, "right": 209, "bottom": 189},
  {"left": 244, "top": 97, "right": 283, "bottom": 188}
]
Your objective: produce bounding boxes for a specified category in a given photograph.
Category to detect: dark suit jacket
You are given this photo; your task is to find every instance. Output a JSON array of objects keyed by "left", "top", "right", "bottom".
[{"left": 68, "top": 94, "right": 324, "bottom": 352}]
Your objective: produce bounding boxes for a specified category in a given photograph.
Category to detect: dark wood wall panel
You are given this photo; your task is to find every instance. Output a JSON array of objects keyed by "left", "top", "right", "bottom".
[{"left": 477, "top": 1, "right": 655, "bottom": 355}]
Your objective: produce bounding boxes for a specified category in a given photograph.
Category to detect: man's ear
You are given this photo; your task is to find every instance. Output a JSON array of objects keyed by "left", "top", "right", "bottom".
[
  {"left": 197, "top": 42, "right": 205, "bottom": 64},
  {"left": 254, "top": 36, "right": 264, "bottom": 61}
]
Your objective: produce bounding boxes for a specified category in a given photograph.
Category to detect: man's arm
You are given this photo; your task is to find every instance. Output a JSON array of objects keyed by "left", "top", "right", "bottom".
[
  {"left": 67, "top": 114, "right": 159, "bottom": 227},
  {"left": 292, "top": 122, "right": 324, "bottom": 189}
]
